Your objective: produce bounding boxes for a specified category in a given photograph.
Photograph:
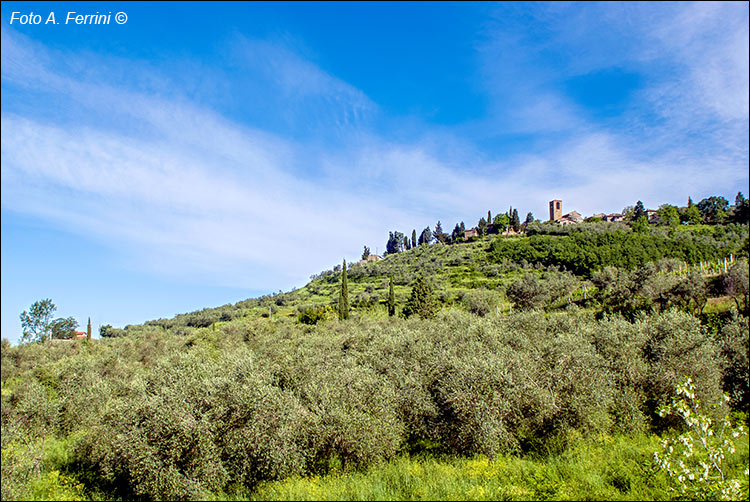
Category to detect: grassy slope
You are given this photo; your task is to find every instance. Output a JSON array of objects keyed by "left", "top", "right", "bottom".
[
  {"left": 247, "top": 434, "right": 749, "bottom": 501},
  {"left": 154, "top": 223, "right": 746, "bottom": 327}
]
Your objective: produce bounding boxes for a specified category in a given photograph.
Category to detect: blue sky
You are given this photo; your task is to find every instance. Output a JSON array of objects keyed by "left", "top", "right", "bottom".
[{"left": 2, "top": 1, "right": 748, "bottom": 342}]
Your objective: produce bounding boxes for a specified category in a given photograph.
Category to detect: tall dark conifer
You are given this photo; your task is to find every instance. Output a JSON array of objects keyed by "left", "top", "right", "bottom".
[
  {"left": 339, "top": 259, "right": 349, "bottom": 320},
  {"left": 402, "top": 276, "right": 438, "bottom": 319},
  {"left": 634, "top": 200, "right": 646, "bottom": 220},
  {"left": 387, "top": 276, "right": 396, "bottom": 317},
  {"left": 87, "top": 317, "right": 92, "bottom": 340}
]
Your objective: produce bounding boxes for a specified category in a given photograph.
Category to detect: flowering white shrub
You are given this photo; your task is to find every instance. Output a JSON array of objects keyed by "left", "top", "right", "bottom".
[{"left": 653, "top": 376, "right": 748, "bottom": 500}]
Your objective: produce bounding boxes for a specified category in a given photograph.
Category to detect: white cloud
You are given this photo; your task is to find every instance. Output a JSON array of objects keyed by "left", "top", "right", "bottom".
[{"left": 2, "top": 7, "right": 748, "bottom": 297}]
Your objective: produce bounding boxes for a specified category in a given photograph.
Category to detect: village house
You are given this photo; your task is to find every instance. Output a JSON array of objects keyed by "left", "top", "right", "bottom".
[
  {"left": 549, "top": 200, "right": 583, "bottom": 226},
  {"left": 605, "top": 213, "right": 624, "bottom": 222},
  {"left": 49, "top": 331, "right": 90, "bottom": 344},
  {"left": 359, "top": 254, "right": 382, "bottom": 265},
  {"left": 557, "top": 211, "right": 583, "bottom": 225},
  {"left": 464, "top": 228, "right": 480, "bottom": 239}
]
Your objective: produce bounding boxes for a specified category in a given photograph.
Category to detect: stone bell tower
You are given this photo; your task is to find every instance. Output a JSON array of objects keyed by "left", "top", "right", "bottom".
[{"left": 549, "top": 200, "right": 562, "bottom": 221}]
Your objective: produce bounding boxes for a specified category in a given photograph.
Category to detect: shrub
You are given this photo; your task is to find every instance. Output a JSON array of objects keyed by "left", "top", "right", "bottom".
[
  {"left": 653, "top": 376, "right": 748, "bottom": 500},
  {"left": 297, "top": 306, "right": 330, "bottom": 325},
  {"left": 461, "top": 289, "right": 496, "bottom": 317},
  {"left": 641, "top": 311, "right": 724, "bottom": 429},
  {"left": 717, "top": 315, "right": 750, "bottom": 413},
  {"left": 506, "top": 273, "right": 548, "bottom": 310}
]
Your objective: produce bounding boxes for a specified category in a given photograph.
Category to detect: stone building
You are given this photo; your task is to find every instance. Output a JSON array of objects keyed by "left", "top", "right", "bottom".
[{"left": 549, "top": 200, "right": 562, "bottom": 221}]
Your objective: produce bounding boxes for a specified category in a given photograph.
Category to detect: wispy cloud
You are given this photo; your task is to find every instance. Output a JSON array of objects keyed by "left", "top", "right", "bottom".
[{"left": 2, "top": 2, "right": 748, "bottom": 296}]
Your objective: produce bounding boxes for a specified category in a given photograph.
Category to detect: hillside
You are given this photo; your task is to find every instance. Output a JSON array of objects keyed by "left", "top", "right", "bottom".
[
  {"left": 3, "top": 220, "right": 749, "bottom": 501},
  {"left": 130, "top": 221, "right": 749, "bottom": 333}
]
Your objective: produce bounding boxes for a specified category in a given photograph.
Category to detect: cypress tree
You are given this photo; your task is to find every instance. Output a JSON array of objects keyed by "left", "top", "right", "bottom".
[
  {"left": 402, "top": 276, "right": 439, "bottom": 319},
  {"left": 387, "top": 276, "right": 396, "bottom": 317},
  {"left": 634, "top": 200, "right": 646, "bottom": 220},
  {"left": 339, "top": 259, "right": 349, "bottom": 320},
  {"left": 451, "top": 223, "right": 463, "bottom": 243},
  {"left": 87, "top": 317, "right": 91, "bottom": 340},
  {"left": 511, "top": 208, "right": 520, "bottom": 231},
  {"left": 411, "top": 229, "right": 417, "bottom": 249},
  {"left": 477, "top": 217, "right": 488, "bottom": 236}
]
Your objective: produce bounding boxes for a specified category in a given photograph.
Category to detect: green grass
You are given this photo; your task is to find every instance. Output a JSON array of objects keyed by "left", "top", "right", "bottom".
[{"left": 248, "top": 433, "right": 749, "bottom": 501}]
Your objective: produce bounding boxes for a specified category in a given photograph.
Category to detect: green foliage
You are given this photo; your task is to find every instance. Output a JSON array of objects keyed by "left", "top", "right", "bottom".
[
  {"left": 20, "top": 299, "right": 57, "bottom": 343},
  {"left": 723, "top": 261, "right": 749, "bottom": 315},
  {"left": 432, "top": 221, "right": 448, "bottom": 244},
  {"left": 50, "top": 317, "right": 79, "bottom": 340},
  {"left": 460, "top": 289, "right": 496, "bottom": 317},
  {"left": 489, "top": 226, "right": 745, "bottom": 276},
  {"left": 450, "top": 222, "right": 464, "bottom": 243},
  {"left": 418, "top": 227, "right": 432, "bottom": 246},
  {"left": 385, "top": 231, "right": 404, "bottom": 255},
  {"left": 339, "top": 259, "right": 349, "bottom": 321},
  {"left": 477, "top": 217, "right": 488, "bottom": 236},
  {"left": 698, "top": 196, "right": 729, "bottom": 224},
  {"left": 592, "top": 262, "right": 709, "bottom": 318},
  {"left": 493, "top": 213, "right": 510, "bottom": 233},
  {"left": 249, "top": 433, "right": 743, "bottom": 501},
  {"left": 506, "top": 273, "right": 548, "bottom": 310},
  {"left": 401, "top": 277, "right": 439, "bottom": 319},
  {"left": 511, "top": 208, "right": 520, "bottom": 232},
  {"left": 5, "top": 218, "right": 750, "bottom": 500},
  {"left": 717, "top": 316, "right": 750, "bottom": 413},
  {"left": 733, "top": 192, "right": 749, "bottom": 224},
  {"left": 658, "top": 204, "right": 680, "bottom": 227},
  {"left": 3, "top": 310, "right": 746, "bottom": 500},
  {"left": 632, "top": 215, "right": 649, "bottom": 233},
  {"left": 634, "top": 200, "right": 646, "bottom": 221},
  {"left": 297, "top": 306, "right": 330, "bottom": 325},
  {"left": 387, "top": 276, "right": 396, "bottom": 317},
  {"left": 98, "top": 324, "right": 126, "bottom": 338},
  {"left": 654, "top": 377, "right": 748, "bottom": 500},
  {"left": 686, "top": 205, "right": 702, "bottom": 225}
]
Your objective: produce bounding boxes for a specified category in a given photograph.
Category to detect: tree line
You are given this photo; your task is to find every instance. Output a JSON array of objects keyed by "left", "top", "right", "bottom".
[
  {"left": 378, "top": 192, "right": 750, "bottom": 258},
  {"left": 383, "top": 207, "right": 528, "bottom": 256}
]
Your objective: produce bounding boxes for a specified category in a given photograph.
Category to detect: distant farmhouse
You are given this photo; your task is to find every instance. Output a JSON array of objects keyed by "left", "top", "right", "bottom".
[
  {"left": 464, "top": 228, "right": 480, "bottom": 239},
  {"left": 359, "top": 254, "right": 382, "bottom": 265}
]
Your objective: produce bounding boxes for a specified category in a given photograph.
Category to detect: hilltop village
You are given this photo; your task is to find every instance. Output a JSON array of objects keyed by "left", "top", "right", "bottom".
[{"left": 364, "top": 194, "right": 750, "bottom": 264}]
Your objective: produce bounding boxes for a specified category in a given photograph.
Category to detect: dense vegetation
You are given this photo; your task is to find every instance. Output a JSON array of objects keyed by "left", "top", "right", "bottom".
[
  {"left": 2, "top": 205, "right": 749, "bottom": 500},
  {"left": 3, "top": 310, "right": 748, "bottom": 500}
]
